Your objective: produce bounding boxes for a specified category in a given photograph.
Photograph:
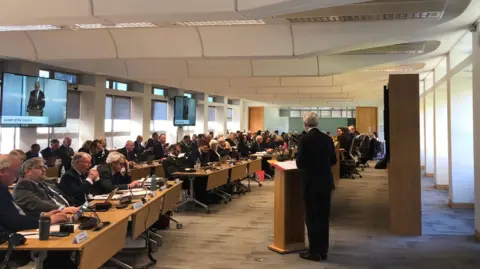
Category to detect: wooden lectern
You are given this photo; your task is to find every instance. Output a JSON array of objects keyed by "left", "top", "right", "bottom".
[{"left": 268, "top": 162, "right": 306, "bottom": 254}]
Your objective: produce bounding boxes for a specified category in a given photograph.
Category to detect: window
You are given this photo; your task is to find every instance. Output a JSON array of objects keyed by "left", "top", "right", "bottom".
[
  {"left": 450, "top": 32, "right": 472, "bottom": 70},
  {"left": 39, "top": 70, "right": 50, "bottom": 78},
  {"left": 425, "top": 72, "right": 434, "bottom": 91},
  {"left": 320, "top": 110, "right": 331, "bottom": 118},
  {"left": 153, "top": 87, "right": 165, "bottom": 96},
  {"left": 106, "top": 80, "right": 128, "bottom": 91},
  {"left": 54, "top": 72, "right": 77, "bottom": 84},
  {"left": 208, "top": 106, "right": 216, "bottom": 131},
  {"left": 184, "top": 93, "right": 192, "bottom": 98},
  {"left": 290, "top": 110, "right": 301, "bottom": 117},
  {"left": 227, "top": 108, "right": 233, "bottom": 122},
  {"left": 419, "top": 80, "right": 425, "bottom": 95},
  {"left": 105, "top": 96, "right": 131, "bottom": 148},
  {"left": 36, "top": 91, "right": 81, "bottom": 150},
  {"left": 150, "top": 100, "right": 168, "bottom": 133},
  {"left": 434, "top": 57, "right": 447, "bottom": 82},
  {"left": 208, "top": 97, "right": 214, "bottom": 102},
  {"left": 332, "top": 110, "right": 341, "bottom": 117}
]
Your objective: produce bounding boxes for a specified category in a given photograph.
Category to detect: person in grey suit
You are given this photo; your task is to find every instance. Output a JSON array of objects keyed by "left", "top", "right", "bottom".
[{"left": 13, "top": 157, "right": 78, "bottom": 215}]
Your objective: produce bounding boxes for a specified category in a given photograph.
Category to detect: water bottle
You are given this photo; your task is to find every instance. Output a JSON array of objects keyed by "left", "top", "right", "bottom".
[
  {"left": 195, "top": 159, "right": 201, "bottom": 171},
  {"left": 150, "top": 174, "right": 157, "bottom": 191},
  {"left": 39, "top": 216, "right": 51, "bottom": 241}
]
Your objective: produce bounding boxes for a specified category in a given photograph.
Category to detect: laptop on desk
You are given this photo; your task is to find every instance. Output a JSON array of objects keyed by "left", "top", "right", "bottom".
[{"left": 93, "top": 188, "right": 118, "bottom": 212}]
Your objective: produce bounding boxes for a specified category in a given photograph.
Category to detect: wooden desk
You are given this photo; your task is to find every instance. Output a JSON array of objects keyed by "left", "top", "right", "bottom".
[
  {"left": 0, "top": 210, "right": 131, "bottom": 269},
  {"left": 247, "top": 159, "right": 262, "bottom": 175},
  {"left": 230, "top": 162, "right": 248, "bottom": 181}
]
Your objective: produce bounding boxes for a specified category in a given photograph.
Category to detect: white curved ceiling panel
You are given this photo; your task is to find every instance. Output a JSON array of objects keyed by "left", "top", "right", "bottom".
[
  {"left": 181, "top": 78, "right": 230, "bottom": 91},
  {"left": 110, "top": 28, "right": 202, "bottom": 58},
  {"left": 148, "top": 78, "right": 183, "bottom": 88},
  {"left": 281, "top": 76, "right": 333, "bottom": 87},
  {"left": 257, "top": 87, "right": 299, "bottom": 94},
  {"left": 125, "top": 59, "right": 188, "bottom": 79},
  {"left": 199, "top": 25, "right": 292, "bottom": 57},
  {"left": 0, "top": 32, "right": 36, "bottom": 60},
  {"left": 230, "top": 77, "right": 281, "bottom": 88},
  {"left": 28, "top": 30, "right": 116, "bottom": 60},
  {"left": 216, "top": 87, "right": 257, "bottom": 95},
  {"left": 298, "top": 86, "right": 342, "bottom": 94},
  {"left": 47, "top": 59, "right": 127, "bottom": 77},
  {"left": 317, "top": 54, "right": 413, "bottom": 76},
  {"left": 252, "top": 58, "right": 318, "bottom": 76},
  {"left": 238, "top": 0, "right": 368, "bottom": 18},
  {"left": 187, "top": 60, "right": 252, "bottom": 77},
  {"left": 0, "top": 0, "right": 97, "bottom": 25}
]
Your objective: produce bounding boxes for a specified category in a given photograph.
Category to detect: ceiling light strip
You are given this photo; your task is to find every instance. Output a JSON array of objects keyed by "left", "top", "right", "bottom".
[
  {"left": 73, "top": 22, "right": 158, "bottom": 29},
  {"left": 0, "top": 25, "right": 59, "bottom": 32},
  {"left": 175, "top": 20, "right": 265, "bottom": 26}
]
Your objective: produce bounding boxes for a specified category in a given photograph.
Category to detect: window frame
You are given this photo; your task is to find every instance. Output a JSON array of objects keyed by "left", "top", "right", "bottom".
[
  {"left": 106, "top": 79, "right": 129, "bottom": 91},
  {"left": 152, "top": 87, "right": 166, "bottom": 96},
  {"left": 104, "top": 95, "right": 132, "bottom": 148}
]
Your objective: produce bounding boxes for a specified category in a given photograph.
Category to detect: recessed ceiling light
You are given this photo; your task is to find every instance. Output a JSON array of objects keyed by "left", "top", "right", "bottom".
[
  {"left": 0, "top": 25, "right": 59, "bottom": 32},
  {"left": 175, "top": 20, "right": 265, "bottom": 26},
  {"left": 73, "top": 22, "right": 158, "bottom": 29}
]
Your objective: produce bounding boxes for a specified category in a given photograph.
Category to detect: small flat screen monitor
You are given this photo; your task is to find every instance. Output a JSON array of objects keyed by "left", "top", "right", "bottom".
[
  {"left": 173, "top": 96, "right": 196, "bottom": 126},
  {"left": 0, "top": 72, "right": 68, "bottom": 127}
]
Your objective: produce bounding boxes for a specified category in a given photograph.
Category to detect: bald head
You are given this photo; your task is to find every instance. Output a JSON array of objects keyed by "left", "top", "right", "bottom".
[
  {"left": 125, "top": 140, "right": 134, "bottom": 152},
  {"left": 63, "top": 136, "right": 72, "bottom": 147}
]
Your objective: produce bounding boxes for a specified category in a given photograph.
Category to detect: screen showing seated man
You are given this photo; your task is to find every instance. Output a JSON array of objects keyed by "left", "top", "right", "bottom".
[{"left": 1, "top": 73, "right": 67, "bottom": 127}]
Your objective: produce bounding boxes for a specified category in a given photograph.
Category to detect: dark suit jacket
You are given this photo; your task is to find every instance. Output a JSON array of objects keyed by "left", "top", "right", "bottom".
[
  {"left": 57, "top": 145, "right": 74, "bottom": 172},
  {"left": 27, "top": 90, "right": 45, "bottom": 109},
  {"left": 90, "top": 164, "right": 130, "bottom": 195},
  {"left": 117, "top": 147, "right": 137, "bottom": 162},
  {"left": 40, "top": 147, "right": 58, "bottom": 164},
  {"left": 13, "top": 178, "right": 69, "bottom": 214},
  {"left": 217, "top": 147, "right": 230, "bottom": 157},
  {"left": 296, "top": 128, "right": 337, "bottom": 192},
  {"left": 59, "top": 168, "right": 95, "bottom": 206},
  {"left": 0, "top": 184, "right": 39, "bottom": 232},
  {"left": 237, "top": 143, "right": 250, "bottom": 157},
  {"left": 153, "top": 142, "right": 167, "bottom": 160},
  {"left": 25, "top": 151, "right": 39, "bottom": 160},
  {"left": 134, "top": 141, "right": 145, "bottom": 154},
  {"left": 163, "top": 155, "right": 188, "bottom": 179},
  {"left": 209, "top": 149, "right": 220, "bottom": 162},
  {"left": 92, "top": 149, "right": 109, "bottom": 167},
  {"left": 187, "top": 148, "right": 209, "bottom": 168},
  {"left": 249, "top": 142, "right": 264, "bottom": 153},
  {"left": 78, "top": 147, "right": 89, "bottom": 153},
  {"left": 180, "top": 141, "right": 192, "bottom": 154}
]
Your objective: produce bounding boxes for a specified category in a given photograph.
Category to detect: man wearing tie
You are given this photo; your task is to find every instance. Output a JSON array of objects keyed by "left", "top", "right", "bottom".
[
  {"left": 296, "top": 112, "right": 337, "bottom": 262},
  {"left": 27, "top": 81, "right": 45, "bottom": 115}
]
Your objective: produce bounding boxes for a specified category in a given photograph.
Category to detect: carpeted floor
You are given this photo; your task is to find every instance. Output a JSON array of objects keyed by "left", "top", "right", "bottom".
[{"left": 121, "top": 165, "right": 480, "bottom": 269}]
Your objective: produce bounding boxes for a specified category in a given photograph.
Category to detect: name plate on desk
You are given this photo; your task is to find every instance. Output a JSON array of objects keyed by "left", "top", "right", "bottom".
[
  {"left": 72, "top": 231, "right": 88, "bottom": 244},
  {"left": 175, "top": 179, "right": 181, "bottom": 184},
  {"left": 160, "top": 185, "right": 167, "bottom": 191},
  {"left": 132, "top": 201, "right": 144, "bottom": 210},
  {"left": 229, "top": 163, "right": 234, "bottom": 167},
  {"left": 142, "top": 164, "right": 148, "bottom": 167},
  {"left": 205, "top": 169, "right": 212, "bottom": 174}
]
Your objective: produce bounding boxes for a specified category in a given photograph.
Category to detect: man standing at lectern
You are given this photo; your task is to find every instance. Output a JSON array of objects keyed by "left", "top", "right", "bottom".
[
  {"left": 296, "top": 112, "right": 337, "bottom": 262},
  {"left": 27, "top": 81, "right": 46, "bottom": 111}
]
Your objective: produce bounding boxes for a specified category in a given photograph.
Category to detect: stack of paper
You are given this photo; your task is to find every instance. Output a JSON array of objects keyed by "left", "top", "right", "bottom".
[{"left": 274, "top": 160, "right": 298, "bottom": 171}]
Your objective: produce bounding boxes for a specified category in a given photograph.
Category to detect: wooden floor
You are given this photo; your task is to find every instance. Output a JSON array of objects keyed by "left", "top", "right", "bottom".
[{"left": 119, "top": 165, "right": 480, "bottom": 269}]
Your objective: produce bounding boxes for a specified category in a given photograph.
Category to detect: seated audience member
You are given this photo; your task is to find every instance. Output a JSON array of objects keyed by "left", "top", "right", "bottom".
[
  {"left": 209, "top": 140, "right": 220, "bottom": 162},
  {"left": 188, "top": 140, "right": 210, "bottom": 167},
  {"left": 90, "top": 139, "right": 109, "bottom": 167},
  {"left": 337, "top": 127, "right": 352, "bottom": 153},
  {"left": 13, "top": 158, "right": 78, "bottom": 214},
  {"left": 163, "top": 144, "right": 188, "bottom": 178},
  {"left": 0, "top": 154, "right": 76, "bottom": 269},
  {"left": 118, "top": 140, "right": 137, "bottom": 162},
  {"left": 180, "top": 135, "right": 192, "bottom": 154},
  {"left": 191, "top": 134, "right": 198, "bottom": 142},
  {"left": 144, "top": 133, "right": 156, "bottom": 153},
  {"left": 226, "top": 133, "right": 237, "bottom": 147},
  {"left": 348, "top": 125, "right": 360, "bottom": 138},
  {"left": 134, "top": 135, "right": 145, "bottom": 154},
  {"left": 59, "top": 153, "right": 99, "bottom": 206},
  {"left": 217, "top": 137, "right": 231, "bottom": 157},
  {"left": 99, "top": 136, "right": 107, "bottom": 149},
  {"left": 156, "top": 133, "right": 169, "bottom": 159},
  {"left": 263, "top": 136, "right": 275, "bottom": 150},
  {"left": 250, "top": 135, "right": 266, "bottom": 153},
  {"left": 26, "top": 143, "right": 41, "bottom": 160},
  {"left": 57, "top": 136, "right": 75, "bottom": 172},
  {"left": 91, "top": 152, "right": 141, "bottom": 195},
  {"left": 9, "top": 149, "right": 26, "bottom": 163},
  {"left": 78, "top": 140, "right": 92, "bottom": 153},
  {"left": 41, "top": 139, "right": 60, "bottom": 165},
  {"left": 237, "top": 134, "right": 250, "bottom": 158}
]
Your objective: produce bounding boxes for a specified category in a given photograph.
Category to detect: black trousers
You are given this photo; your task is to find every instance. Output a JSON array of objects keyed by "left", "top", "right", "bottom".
[
  {"left": 303, "top": 188, "right": 332, "bottom": 255},
  {"left": 0, "top": 251, "right": 76, "bottom": 269}
]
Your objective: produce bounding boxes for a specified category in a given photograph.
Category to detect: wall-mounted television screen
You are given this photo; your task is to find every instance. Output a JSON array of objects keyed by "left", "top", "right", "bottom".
[
  {"left": 0, "top": 72, "right": 68, "bottom": 127},
  {"left": 173, "top": 96, "right": 196, "bottom": 126}
]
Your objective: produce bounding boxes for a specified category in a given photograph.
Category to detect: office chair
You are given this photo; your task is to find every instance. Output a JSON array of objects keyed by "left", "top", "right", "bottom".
[{"left": 340, "top": 138, "right": 362, "bottom": 179}]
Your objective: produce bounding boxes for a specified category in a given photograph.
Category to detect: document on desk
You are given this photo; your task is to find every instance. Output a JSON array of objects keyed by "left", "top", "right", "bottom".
[
  {"left": 18, "top": 225, "right": 80, "bottom": 239},
  {"left": 274, "top": 160, "right": 298, "bottom": 171}
]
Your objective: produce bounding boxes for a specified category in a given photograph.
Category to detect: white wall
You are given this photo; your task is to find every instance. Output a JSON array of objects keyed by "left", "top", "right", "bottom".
[
  {"left": 419, "top": 98, "right": 425, "bottom": 167},
  {"left": 263, "top": 107, "right": 288, "bottom": 133},
  {"left": 424, "top": 92, "right": 435, "bottom": 175},
  {"left": 434, "top": 85, "right": 449, "bottom": 186}
]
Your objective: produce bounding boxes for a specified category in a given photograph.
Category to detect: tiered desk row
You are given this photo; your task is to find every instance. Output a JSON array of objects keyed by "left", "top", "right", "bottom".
[{"left": 2, "top": 159, "right": 263, "bottom": 269}]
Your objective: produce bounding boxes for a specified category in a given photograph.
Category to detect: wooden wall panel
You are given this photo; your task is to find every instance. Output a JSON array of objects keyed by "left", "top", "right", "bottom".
[
  {"left": 356, "top": 107, "right": 378, "bottom": 133},
  {"left": 249, "top": 107, "right": 264, "bottom": 131},
  {"left": 388, "top": 74, "right": 422, "bottom": 236}
]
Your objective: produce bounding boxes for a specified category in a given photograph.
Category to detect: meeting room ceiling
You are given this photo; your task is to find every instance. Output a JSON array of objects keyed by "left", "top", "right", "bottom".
[{"left": 0, "top": 0, "right": 478, "bottom": 106}]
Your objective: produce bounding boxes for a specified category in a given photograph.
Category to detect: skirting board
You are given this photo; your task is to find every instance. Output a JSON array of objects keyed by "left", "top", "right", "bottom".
[
  {"left": 448, "top": 200, "right": 474, "bottom": 209},
  {"left": 424, "top": 173, "right": 435, "bottom": 177},
  {"left": 435, "top": 184, "right": 449, "bottom": 190}
]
